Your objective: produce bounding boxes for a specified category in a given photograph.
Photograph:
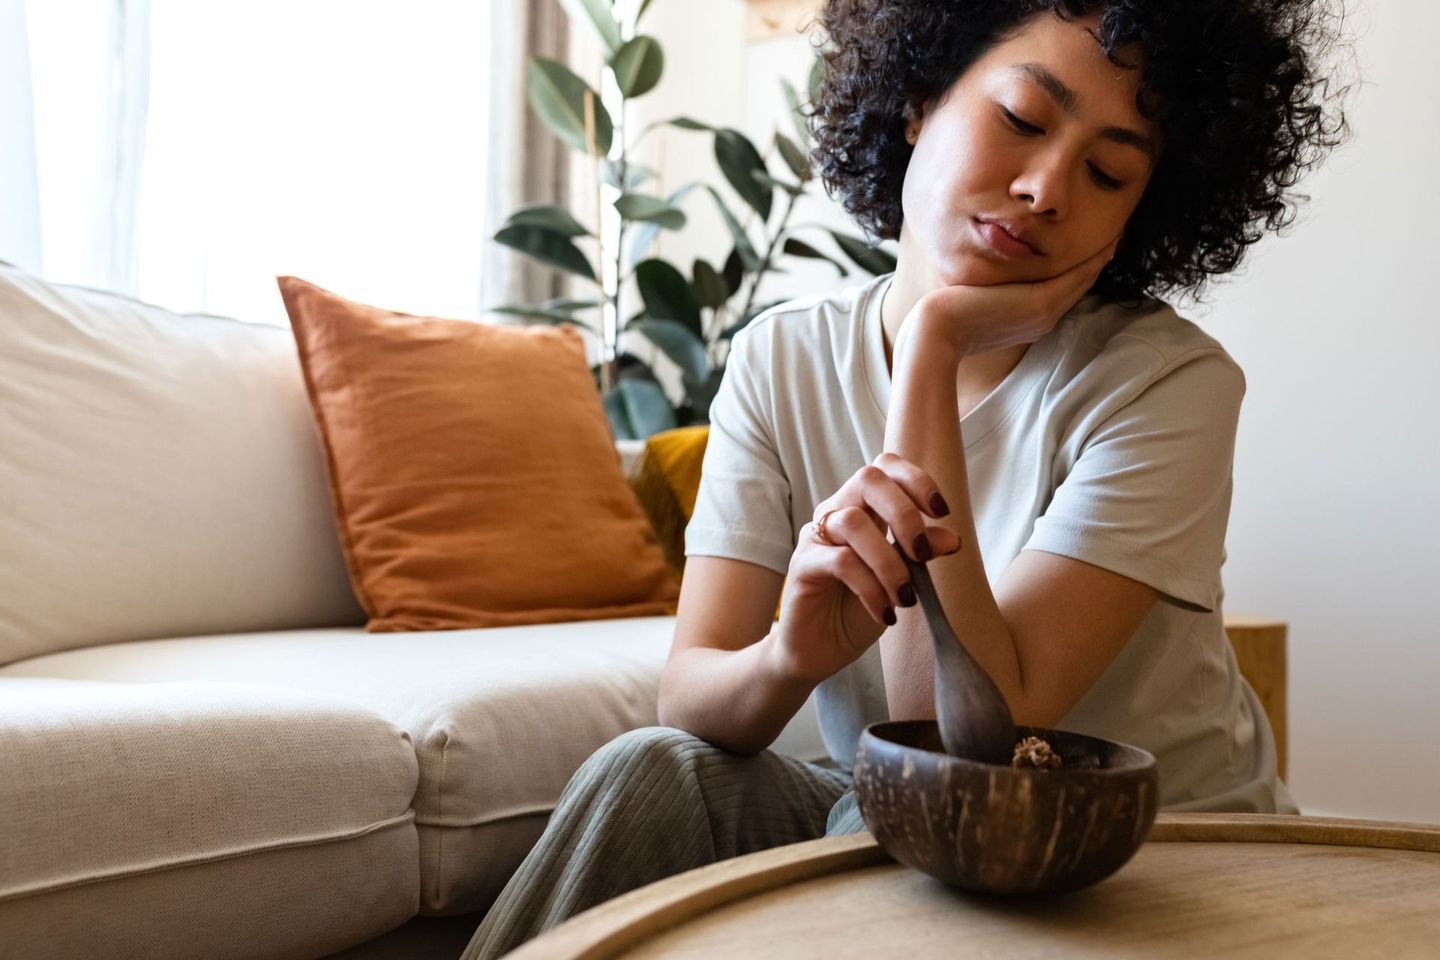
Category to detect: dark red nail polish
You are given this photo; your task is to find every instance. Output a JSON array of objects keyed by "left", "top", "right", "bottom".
[
  {"left": 930, "top": 493, "right": 950, "bottom": 517},
  {"left": 913, "top": 533, "right": 933, "bottom": 563},
  {"left": 898, "top": 582, "right": 916, "bottom": 607},
  {"left": 882, "top": 606, "right": 897, "bottom": 626}
]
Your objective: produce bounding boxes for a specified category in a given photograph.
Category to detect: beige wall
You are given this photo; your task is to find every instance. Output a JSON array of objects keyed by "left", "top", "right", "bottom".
[{"left": 600, "top": 0, "right": 1436, "bottom": 821}]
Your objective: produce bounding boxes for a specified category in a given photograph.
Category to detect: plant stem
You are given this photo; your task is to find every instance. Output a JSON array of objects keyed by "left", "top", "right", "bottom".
[
  {"left": 584, "top": 89, "right": 610, "bottom": 396},
  {"left": 739, "top": 185, "right": 800, "bottom": 320},
  {"left": 613, "top": 94, "right": 628, "bottom": 389}
]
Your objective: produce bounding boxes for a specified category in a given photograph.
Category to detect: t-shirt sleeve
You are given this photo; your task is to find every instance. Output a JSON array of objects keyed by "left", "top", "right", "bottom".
[
  {"left": 1023, "top": 349, "right": 1245, "bottom": 613},
  {"left": 684, "top": 324, "right": 795, "bottom": 575}
]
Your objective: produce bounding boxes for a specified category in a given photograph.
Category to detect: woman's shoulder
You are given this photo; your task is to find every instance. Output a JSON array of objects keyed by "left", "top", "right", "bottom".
[
  {"left": 1068, "top": 295, "right": 1239, "bottom": 370},
  {"left": 731, "top": 273, "right": 889, "bottom": 358},
  {"left": 1034, "top": 295, "right": 1247, "bottom": 429}
]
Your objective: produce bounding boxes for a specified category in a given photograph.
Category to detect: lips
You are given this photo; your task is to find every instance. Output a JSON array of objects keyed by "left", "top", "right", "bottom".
[{"left": 975, "top": 216, "right": 1042, "bottom": 255}]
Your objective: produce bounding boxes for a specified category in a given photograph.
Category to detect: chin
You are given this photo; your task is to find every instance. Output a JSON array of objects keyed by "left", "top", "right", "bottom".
[{"left": 929, "top": 250, "right": 1021, "bottom": 287}]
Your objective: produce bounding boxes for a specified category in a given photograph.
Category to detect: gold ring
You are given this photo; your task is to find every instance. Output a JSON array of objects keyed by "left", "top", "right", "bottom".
[{"left": 813, "top": 508, "right": 840, "bottom": 546}]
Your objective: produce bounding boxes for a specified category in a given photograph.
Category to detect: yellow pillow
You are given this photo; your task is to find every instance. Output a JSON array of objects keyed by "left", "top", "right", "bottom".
[
  {"left": 628, "top": 426, "right": 709, "bottom": 574},
  {"left": 630, "top": 425, "right": 785, "bottom": 620}
]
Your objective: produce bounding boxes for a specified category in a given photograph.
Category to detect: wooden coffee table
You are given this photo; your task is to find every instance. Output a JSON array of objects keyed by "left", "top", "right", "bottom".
[{"left": 508, "top": 813, "right": 1440, "bottom": 958}]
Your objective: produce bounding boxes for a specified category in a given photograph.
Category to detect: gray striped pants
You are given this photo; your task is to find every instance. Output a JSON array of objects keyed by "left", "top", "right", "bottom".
[{"left": 460, "top": 726, "right": 866, "bottom": 960}]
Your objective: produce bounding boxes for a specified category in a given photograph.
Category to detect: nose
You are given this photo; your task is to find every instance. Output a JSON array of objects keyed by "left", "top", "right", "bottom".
[{"left": 1010, "top": 150, "right": 1070, "bottom": 219}]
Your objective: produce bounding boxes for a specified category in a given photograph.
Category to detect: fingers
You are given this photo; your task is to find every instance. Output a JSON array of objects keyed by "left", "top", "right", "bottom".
[
  {"left": 1027, "top": 234, "right": 1120, "bottom": 324},
  {"left": 805, "top": 454, "right": 965, "bottom": 626},
  {"left": 854, "top": 461, "right": 940, "bottom": 563},
  {"left": 802, "top": 509, "right": 903, "bottom": 625}
]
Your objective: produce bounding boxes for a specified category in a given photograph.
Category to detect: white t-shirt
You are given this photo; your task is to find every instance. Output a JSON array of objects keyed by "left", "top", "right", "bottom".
[{"left": 685, "top": 271, "right": 1297, "bottom": 814}]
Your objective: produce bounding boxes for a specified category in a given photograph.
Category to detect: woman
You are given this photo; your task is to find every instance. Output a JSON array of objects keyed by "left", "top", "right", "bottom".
[{"left": 463, "top": 1, "right": 1347, "bottom": 956}]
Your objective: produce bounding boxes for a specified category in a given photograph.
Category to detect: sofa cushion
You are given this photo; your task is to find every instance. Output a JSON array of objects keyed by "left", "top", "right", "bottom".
[
  {"left": 0, "top": 263, "right": 364, "bottom": 668},
  {"left": 0, "top": 678, "right": 419, "bottom": 960},
  {"left": 276, "top": 275, "right": 680, "bottom": 632},
  {"left": 0, "top": 616, "right": 827, "bottom": 915}
]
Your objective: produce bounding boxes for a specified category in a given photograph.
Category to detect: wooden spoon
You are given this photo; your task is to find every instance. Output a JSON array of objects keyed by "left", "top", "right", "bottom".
[{"left": 895, "top": 543, "right": 1016, "bottom": 765}]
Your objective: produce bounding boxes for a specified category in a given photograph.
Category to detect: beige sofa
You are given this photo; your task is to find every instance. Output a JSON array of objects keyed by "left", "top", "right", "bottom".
[{"left": 0, "top": 264, "right": 825, "bottom": 960}]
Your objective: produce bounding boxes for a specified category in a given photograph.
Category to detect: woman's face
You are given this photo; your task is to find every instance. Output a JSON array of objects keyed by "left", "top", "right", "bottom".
[{"left": 899, "top": 11, "right": 1160, "bottom": 287}]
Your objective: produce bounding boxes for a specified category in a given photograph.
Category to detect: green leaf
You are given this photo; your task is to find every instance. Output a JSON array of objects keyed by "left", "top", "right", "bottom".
[
  {"left": 669, "top": 116, "right": 715, "bottom": 132},
  {"left": 602, "top": 388, "right": 637, "bottom": 439},
  {"left": 751, "top": 170, "right": 803, "bottom": 197},
  {"left": 505, "top": 203, "right": 591, "bottom": 237},
  {"left": 691, "top": 258, "right": 729, "bottom": 309},
  {"left": 718, "top": 315, "right": 755, "bottom": 341},
  {"left": 774, "top": 132, "right": 811, "bottom": 181},
  {"left": 714, "top": 128, "right": 772, "bottom": 222},
  {"left": 625, "top": 182, "right": 702, "bottom": 270},
  {"left": 604, "top": 378, "right": 677, "bottom": 440},
  {"left": 634, "top": 115, "right": 713, "bottom": 146},
  {"left": 601, "top": 159, "right": 656, "bottom": 191},
  {"left": 827, "top": 230, "right": 898, "bottom": 275},
  {"left": 558, "top": 0, "right": 622, "bottom": 55},
  {"left": 610, "top": 36, "right": 664, "bottom": 98},
  {"left": 722, "top": 247, "right": 745, "bottom": 295},
  {"left": 808, "top": 56, "right": 824, "bottom": 103},
  {"left": 637, "top": 0, "right": 657, "bottom": 25},
  {"left": 487, "top": 306, "right": 597, "bottom": 331},
  {"left": 527, "top": 58, "right": 613, "bottom": 156},
  {"left": 782, "top": 237, "right": 848, "bottom": 276},
  {"left": 615, "top": 193, "right": 686, "bottom": 230},
  {"left": 703, "top": 186, "right": 760, "bottom": 271},
  {"left": 539, "top": 297, "right": 603, "bottom": 313},
  {"left": 690, "top": 366, "right": 727, "bottom": 423},
  {"left": 780, "top": 78, "right": 809, "bottom": 147},
  {"left": 615, "top": 350, "right": 660, "bottom": 382},
  {"left": 494, "top": 223, "right": 597, "bottom": 281},
  {"left": 631, "top": 318, "right": 709, "bottom": 387},
  {"left": 635, "top": 258, "right": 703, "bottom": 337}
]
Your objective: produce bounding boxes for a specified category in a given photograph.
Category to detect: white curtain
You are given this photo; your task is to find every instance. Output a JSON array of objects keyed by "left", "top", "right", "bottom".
[
  {"left": 4, "top": 0, "right": 147, "bottom": 290},
  {"left": 3, "top": 0, "right": 570, "bottom": 326},
  {"left": 0, "top": 0, "right": 41, "bottom": 272},
  {"left": 480, "top": 0, "right": 573, "bottom": 314}
]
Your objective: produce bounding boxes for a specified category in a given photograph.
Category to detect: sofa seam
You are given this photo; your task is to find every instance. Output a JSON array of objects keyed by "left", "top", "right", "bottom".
[
  {"left": 413, "top": 803, "right": 556, "bottom": 830},
  {"left": 435, "top": 729, "right": 449, "bottom": 908},
  {"left": 0, "top": 809, "right": 417, "bottom": 904}
]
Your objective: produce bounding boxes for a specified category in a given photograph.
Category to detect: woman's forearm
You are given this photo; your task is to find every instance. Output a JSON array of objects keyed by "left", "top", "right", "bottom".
[
  {"left": 880, "top": 326, "right": 1025, "bottom": 720},
  {"left": 657, "top": 635, "right": 818, "bottom": 755}
]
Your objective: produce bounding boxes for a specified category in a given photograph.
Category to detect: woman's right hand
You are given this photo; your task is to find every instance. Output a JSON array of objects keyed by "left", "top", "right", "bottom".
[{"left": 771, "top": 453, "right": 963, "bottom": 684}]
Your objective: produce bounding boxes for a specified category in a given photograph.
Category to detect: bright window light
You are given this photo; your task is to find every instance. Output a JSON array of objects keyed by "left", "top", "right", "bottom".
[{"left": 135, "top": 0, "right": 490, "bottom": 323}]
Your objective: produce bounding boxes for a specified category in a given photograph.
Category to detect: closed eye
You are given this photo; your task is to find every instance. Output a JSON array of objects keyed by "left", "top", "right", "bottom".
[
  {"left": 1002, "top": 107, "right": 1042, "bottom": 135},
  {"left": 1088, "top": 164, "right": 1124, "bottom": 190},
  {"left": 1004, "top": 108, "right": 1127, "bottom": 191}
]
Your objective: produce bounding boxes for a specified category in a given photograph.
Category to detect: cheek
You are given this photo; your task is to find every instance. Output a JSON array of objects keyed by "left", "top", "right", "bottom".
[
  {"left": 901, "top": 136, "right": 984, "bottom": 242},
  {"left": 1065, "top": 203, "right": 1139, "bottom": 264},
  {"left": 901, "top": 141, "right": 1025, "bottom": 284}
]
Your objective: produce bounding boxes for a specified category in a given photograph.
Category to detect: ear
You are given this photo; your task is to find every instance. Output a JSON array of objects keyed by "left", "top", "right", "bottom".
[{"left": 902, "top": 99, "right": 925, "bottom": 146}]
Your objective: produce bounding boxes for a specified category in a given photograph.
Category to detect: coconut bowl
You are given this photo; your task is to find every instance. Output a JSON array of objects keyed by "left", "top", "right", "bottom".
[{"left": 854, "top": 720, "right": 1159, "bottom": 896}]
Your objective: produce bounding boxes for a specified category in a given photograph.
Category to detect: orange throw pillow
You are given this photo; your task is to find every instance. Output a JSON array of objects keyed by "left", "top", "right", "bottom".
[{"left": 277, "top": 276, "right": 679, "bottom": 631}]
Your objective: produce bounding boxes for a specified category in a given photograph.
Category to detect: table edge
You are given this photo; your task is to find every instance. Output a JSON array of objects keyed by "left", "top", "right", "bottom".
[
  {"left": 1148, "top": 812, "right": 1440, "bottom": 851},
  {"left": 507, "top": 812, "right": 1440, "bottom": 960}
]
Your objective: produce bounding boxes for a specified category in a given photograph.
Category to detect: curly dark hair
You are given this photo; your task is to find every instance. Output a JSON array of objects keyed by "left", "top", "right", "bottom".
[{"left": 808, "top": 0, "right": 1352, "bottom": 304}]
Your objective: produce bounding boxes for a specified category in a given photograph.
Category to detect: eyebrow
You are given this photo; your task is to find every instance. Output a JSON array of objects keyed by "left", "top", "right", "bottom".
[{"left": 1009, "top": 62, "right": 1157, "bottom": 160}]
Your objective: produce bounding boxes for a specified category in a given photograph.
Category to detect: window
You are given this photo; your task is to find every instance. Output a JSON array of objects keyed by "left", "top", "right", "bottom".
[{"left": 26, "top": 0, "right": 492, "bottom": 323}]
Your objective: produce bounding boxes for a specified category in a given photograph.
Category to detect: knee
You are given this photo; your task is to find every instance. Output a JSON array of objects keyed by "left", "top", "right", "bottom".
[
  {"left": 596, "top": 725, "right": 713, "bottom": 766},
  {"left": 573, "top": 726, "right": 718, "bottom": 791}
]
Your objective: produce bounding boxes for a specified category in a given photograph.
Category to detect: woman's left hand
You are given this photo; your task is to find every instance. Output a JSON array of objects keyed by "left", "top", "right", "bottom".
[{"left": 900, "top": 234, "right": 1121, "bottom": 360}]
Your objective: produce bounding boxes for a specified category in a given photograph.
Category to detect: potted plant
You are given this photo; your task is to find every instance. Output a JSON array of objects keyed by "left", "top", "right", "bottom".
[{"left": 489, "top": 0, "right": 895, "bottom": 439}]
